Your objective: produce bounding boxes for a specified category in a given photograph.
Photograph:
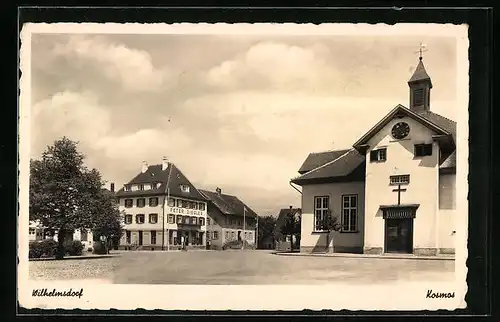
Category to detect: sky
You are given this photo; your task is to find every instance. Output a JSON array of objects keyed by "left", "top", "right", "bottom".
[{"left": 29, "top": 31, "right": 458, "bottom": 216}]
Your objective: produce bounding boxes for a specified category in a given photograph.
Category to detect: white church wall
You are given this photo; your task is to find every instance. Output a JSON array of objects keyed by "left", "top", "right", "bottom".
[
  {"left": 438, "top": 173, "right": 456, "bottom": 253},
  {"left": 364, "top": 115, "right": 440, "bottom": 255},
  {"left": 300, "top": 181, "right": 365, "bottom": 253}
]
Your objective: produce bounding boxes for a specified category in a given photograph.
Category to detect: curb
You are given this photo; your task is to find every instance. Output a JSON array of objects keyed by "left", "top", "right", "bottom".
[{"left": 273, "top": 252, "right": 455, "bottom": 261}]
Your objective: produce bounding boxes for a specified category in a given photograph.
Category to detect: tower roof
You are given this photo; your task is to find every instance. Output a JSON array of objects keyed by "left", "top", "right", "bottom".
[{"left": 408, "top": 59, "right": 433, "bottom": 87}]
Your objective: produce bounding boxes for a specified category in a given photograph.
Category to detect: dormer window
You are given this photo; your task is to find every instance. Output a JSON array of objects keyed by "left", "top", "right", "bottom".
[
  {"left": 139, "top": 184, "right": 144, "bottom": 191},
  {"left": 180, "top": 184, "right": 190, "bottom": 193},
  {"left": 124, "top": 185, "right": 131, "bottom": 192}
]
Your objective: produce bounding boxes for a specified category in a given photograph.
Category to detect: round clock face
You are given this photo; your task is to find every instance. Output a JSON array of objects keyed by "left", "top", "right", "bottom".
[{"left": 391, "top": 122, "right": 410, "bottom": 140}]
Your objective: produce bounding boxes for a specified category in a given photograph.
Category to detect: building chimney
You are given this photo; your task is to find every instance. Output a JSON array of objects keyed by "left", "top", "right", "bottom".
[
  {"left": 110, "top": 182, "right": 115, "bottom": 192},
  {"left": 290, "top": 205, "right": 293, "bottom": 209},
  {"left": 216, "top": 187, "right": 221, "bottom": 195},
  {"left": 162, "top": 156, "right": 169, "bottom": 171},
  {"left": 141, "top": 161, "right": 148, "bottom": 173}
]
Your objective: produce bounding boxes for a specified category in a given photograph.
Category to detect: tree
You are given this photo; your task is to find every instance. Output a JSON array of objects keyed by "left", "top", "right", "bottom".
[
  {"left": 257, "top": 215, "right": 276, "bottom": 249},
  {"left": 29, "top": 137, "right": 105, "bottom": 259},
  {"left": 318, "top": 210, "right": 341, "bottom": 253},
  {"left": 280, "top": 212, "right": 301, "bottom": 252},
  {"left": 91, "top": 189, "right": 124, "bottom": 253}
]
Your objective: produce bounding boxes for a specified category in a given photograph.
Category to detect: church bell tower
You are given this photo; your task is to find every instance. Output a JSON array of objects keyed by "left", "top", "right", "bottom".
[{"left": 408, "top": 45, "right": 433, "bottom": 113}]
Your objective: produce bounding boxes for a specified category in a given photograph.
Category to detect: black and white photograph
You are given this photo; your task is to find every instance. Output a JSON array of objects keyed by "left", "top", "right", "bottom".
[{"left": 18, "top": 22, "right": 469, "bottom": 311}]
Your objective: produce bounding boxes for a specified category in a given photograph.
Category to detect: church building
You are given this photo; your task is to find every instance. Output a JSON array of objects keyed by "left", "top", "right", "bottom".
[{"left": 291, "top": 56, "right": 456, "bottom": 256}]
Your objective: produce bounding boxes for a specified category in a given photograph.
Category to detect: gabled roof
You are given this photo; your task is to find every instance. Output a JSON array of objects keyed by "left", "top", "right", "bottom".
[
  {"left": 298, "top": 149, "right": 351, "bottom": 174},
  {"left": 352, "top": 104, "right": 453, "bottom": 149},
  {"left": 440, "top": 150, "right": 456, "bottom": 170},
  {"left": 115, "top": 163, "right": 207, "bottom": 201},
  {"left": 408, "top": 59, "right": 433, "bottom": 87},
  {"left": 291, "top": 149, "right": 365, "bottom": 185},
  {"left": 417, "top": 110, "right": 456, "bottom": 142},
  {"left": 199, "top": 189, "right": 258, "bottom": 219}
]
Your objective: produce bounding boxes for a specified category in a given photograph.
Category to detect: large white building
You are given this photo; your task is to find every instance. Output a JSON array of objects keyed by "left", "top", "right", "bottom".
[
  {"left": 115, "top": 158, "right": 208, "bottom": 250},
  {"left": 291, "top": 57, "right": 456, "bottom": 256}
]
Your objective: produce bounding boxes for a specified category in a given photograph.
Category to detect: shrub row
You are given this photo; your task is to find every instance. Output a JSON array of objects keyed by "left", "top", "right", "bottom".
[{"left": 29, "top": 239, "right": 85, "bottom": 258}]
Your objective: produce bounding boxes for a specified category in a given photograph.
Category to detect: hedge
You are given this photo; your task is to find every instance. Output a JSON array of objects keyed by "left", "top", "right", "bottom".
[{"left": 29, "top": 239, "right": 84, "bottom": 259}]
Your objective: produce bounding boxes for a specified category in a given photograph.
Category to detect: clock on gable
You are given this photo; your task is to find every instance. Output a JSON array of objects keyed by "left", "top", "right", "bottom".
[{"left": 391, "top": 122, "right": 410, "bottom": 140}]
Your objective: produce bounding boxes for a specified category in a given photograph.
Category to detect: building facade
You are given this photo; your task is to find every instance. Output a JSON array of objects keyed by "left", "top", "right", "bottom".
[
  {"left": 28, "top": 220, "right": 95, "bottom": 251},
  {"left": 200, "top": 188, "right": 258, "bottom": 250},
  {"left": 115, "top": 158, "right": 208, "bottom": 250},
  {"left": 291, "top": 57, "right": 457, "bottom": 256}
]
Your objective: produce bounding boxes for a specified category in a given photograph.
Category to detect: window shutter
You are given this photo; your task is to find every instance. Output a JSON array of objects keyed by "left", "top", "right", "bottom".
[
  {"left": 369, "top": 150, "right": 377, "bottom": 161},
  {"left": 425, "top": 144, "right": 433, "bottom": 156}
]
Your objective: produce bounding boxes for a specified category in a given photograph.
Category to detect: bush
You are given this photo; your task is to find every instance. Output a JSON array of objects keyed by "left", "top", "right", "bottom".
[
  {"left": 29, "top": 239, "right": 58, "bottom": 258},
  {"left": 64, "top": 240, "right": 84, "bottom": 256},
  {"left": 92, "top": 241, "right": 108, "bottom": 255}
]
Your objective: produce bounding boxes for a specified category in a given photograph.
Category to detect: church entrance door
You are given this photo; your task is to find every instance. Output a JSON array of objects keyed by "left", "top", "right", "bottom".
[{"left": 384, "top": 218, "right": 413, "bottom": 254}]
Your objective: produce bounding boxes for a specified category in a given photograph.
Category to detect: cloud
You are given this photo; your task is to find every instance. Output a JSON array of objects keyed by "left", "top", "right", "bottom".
[
  {"left": 31, "top": 91, "right": 112, "bottom": 152},
  {"left": 206, "top": 41, "right": 340, "bottom": 91},
  {"left": 52, "top": 35, "right": 168, "bottom": 92}
]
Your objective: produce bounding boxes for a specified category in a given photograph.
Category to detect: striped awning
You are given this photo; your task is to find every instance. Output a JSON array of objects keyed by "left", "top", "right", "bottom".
[{"left": 380, "top": 204, "right": 419, "bottom": 219}]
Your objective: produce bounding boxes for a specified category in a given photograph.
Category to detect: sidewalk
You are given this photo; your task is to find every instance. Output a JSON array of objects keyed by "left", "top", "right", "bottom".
[
  {"left": 273, "top": 251, "right": 455, "bottom": 261},
  {"left": 29, "top": 253, "right": 121, "bottom": 261}
]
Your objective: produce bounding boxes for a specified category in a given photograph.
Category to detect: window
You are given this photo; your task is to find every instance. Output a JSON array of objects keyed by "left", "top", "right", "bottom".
[
  {"left": 390, "top": 175, "right": 410, "bottom": 185},
  {"left": 136, "top": 198, "right": 146, "bottom": 208},
  {"left": 225, "top": 231, "right": 229, "bottom": 239},
  {"left": 180, "top": 185, "right": 190, "bottom": 193},
  {"left": 413, "top": 88, "right": 425, "bottom": 106},
  {"left": 342, "top": 195, "right": 358, "bottom": 232},
  {"left": 126, "top": 231, "right": 131, "bottom": 244},
  {"left": 139, "top": 184, "right": 144, "bottom": 191},
  {"left": 213, "top": 231, "right": 219, "bottom": 240},
  {"left": 244, "top": 232, "right": 248, "bottom": 239},
  {"left": 248, "top": 232, "right": 252, "bottom": 240},
  {"left": 414, "top": 143, "right": 433, "bottom": 157},
  {"left": 80, "top": 229, "right": 88, "bottom": 242},
  {"left": 177, "top": 215, "right": 183, "bottom": 224},
  {"left": 151, "top": 231, "right": 157, "bottom": 245},
  {"left": 370, "top": 148, "right": 387, "bottom": 162},
  {"left": 152, "top": 182, "right": 158, "bottom": 189},
  {"left": 314, "top": 196, "right": 329, "bottom": 231},
  {"left": 124, "top": 214, "right": 133, "bottom": 224},
  {"left": 199, "top": 218, "right": 205, "bottom": 226},
  {"left": 199, "top": 202, "right": 206, "bottom": 211},
  {"left": 167, "top": 198, "right": 175, "bottom": 207},
  {"left": 190, "top": 216, "right": 197, "bottom": 224},
  {"left": 207, "top": 218, "right": 211, "bottom": 226},
  {"left": 149, "top": 214, "right": 158, "bottom": 224},
  {"left": 29, "top": 228, "right": 35, "bottom": 235},
  {"left": 176, "top": 199, "right": 182, "bottom": 207},
  {"left": 168, "top": 214, "right": 175, "bottom": 224},
  {"left": 124, "top": 199, "right": 133, "bottom": 208},
  {"left": 149, "top": 197, "right": 159, "bottom": 207},
  {"left": 181, "top": 200, "right": 188, "bottom": 208},
  {"left": 124, "top": 185, "right": 131, "bottom": 192},
  {"left": 136, "top": 214, "right": 145, "bottom": 224}
]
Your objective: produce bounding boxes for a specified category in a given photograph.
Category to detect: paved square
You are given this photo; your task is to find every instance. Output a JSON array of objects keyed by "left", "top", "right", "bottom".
[{"left": 29, "top": 250, "right": 455, "bottom": 285}]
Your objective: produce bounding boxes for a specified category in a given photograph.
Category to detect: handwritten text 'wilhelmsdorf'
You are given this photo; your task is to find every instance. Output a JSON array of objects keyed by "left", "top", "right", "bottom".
[{"left": 32, "top": 288, "right": 83, "bottom": 299}]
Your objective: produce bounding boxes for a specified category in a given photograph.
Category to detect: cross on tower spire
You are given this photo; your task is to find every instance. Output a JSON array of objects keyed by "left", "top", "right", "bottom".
[{"left": 414, "top": 42, "right": 428, "bottom": 61}]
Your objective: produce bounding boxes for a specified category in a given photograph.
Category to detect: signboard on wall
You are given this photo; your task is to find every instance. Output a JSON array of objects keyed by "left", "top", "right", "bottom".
[{"left": 168, "top": 207, "right": 204, "bottom": 216}]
